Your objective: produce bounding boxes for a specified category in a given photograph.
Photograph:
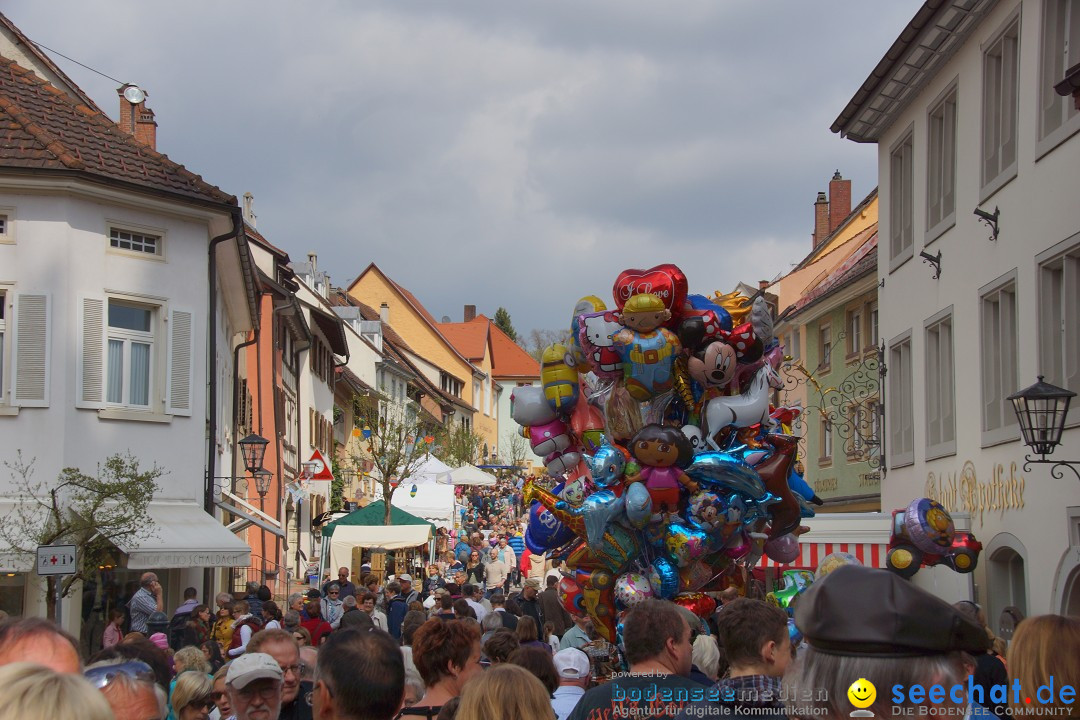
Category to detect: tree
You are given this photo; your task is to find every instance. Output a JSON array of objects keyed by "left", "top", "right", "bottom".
[
  {"left": 349, "top": 392, "right": 440, "bottom": 525},
  {"left": 0, "top": 452, "right": 163, "bottom": 620},
  {"left": 433, "top": 421, "right": 483, "bottom": 469},
  {"left": 526, "top": 328, "right": 573, "bottom": 362},
  {"left": 493, "top": 307, "right": 518, "bottom": 343},
  {"left": 503, "top": 431, "right": 530, "bottom": 469}
]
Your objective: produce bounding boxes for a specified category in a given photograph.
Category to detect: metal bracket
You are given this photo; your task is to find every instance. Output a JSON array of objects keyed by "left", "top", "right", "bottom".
[
  {"left": 974, "top": 206, "right": 999, "bottom": 242},
  {"left": 919, "top": 250, "right": 942, "bottom": 279}
]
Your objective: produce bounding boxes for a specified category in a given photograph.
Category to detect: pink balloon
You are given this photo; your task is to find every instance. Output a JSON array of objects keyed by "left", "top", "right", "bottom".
[{"left": 764, "top": 533, "right": 801, "bottom": 564}]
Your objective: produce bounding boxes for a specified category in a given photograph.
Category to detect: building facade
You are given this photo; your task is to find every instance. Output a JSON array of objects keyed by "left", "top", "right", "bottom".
[{"left": 833, "top": 0, "right": 1080, "bottom": 617}]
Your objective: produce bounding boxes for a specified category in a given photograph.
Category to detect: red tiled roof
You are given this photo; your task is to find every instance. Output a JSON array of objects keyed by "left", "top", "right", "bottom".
[
  {"left": 490, "top": 322, "right": 540, "bottom": 379},
  {"left": 0, "top": 12, "right": 103, "bottom": 114},
  {"left": 0, "top": 55, "right": 235, "bottom": 207},
  {"left": 786, "top": 230, "right": 878, "bottom": 319},
  {"left": 439, "top": 318, "right": 490, "bottom": 361}
]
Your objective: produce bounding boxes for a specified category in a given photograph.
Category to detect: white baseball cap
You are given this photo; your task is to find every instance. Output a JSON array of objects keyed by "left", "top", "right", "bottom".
[
  {"left": 553, "top": 648, "right": 590, "bottom": 679},
  {"left": 226, "top": 652, "right": 283, "bottom": 689},
  {"left": 398, "top": 573, "right": 413, "bottom": 583}
]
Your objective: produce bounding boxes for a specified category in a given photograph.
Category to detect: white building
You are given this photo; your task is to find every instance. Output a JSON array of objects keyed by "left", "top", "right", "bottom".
[
  {"left": 0, "top": 49, "right": 257, "bottom": 637},
  {"left": 832, "top": 0, "right": 1080, "bottom": 620}
]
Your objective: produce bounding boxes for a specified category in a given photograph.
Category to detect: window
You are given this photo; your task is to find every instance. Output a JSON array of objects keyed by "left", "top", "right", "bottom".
[
  {"left": 0, "top": 214, "right": 8, "bottom": 243},
  {"left": 787, "top": 328, "right": 801, "bottom": 360},
  {"left": 818, "top": 322, "right": 832, "bottom": 371},
  {"left": 109, "top": 227, "right": 162, "bottom": 256},
  {"left": 107, "top": 300, "right": 154, "bottom": 408},
  {"left": 980, "top": 274, "right": 1018, "bottom": 444},
  {"left": 926, "top": 311, "right": 956, "bottom": 457},
  {"left": 0, "top": 293, "right": 5, "bottom": 399},
  {"left": 473, "top": 381, "right": 481, "bottom": 410},
  {"left": 927, "top": 85, "right": 957, "bottom": 235},
  {"left": 847, "top": 308, "right": 863, "bottom": 357},
  {"left": 982, "top": 17, "right": 1020, "bottom": 193},
  {"left": 1038, "top": 239, "right": 1080, "bottom": 404},
  {"left": 820, "top": 417, "right": 832, "bottom": 462},
  {"left": 869, "top": 304, "right": 879, "bottom": 348},
  {"left": 1039, "top": 0, "right": 1080, "bottom": 145},
  {"left": 889, "top": 333, "right": 914, "bottom": 467},
  {"left": 889, "top": 130, "right": 914, "bottom": 266},
  {"left": 77, "top": 296, "right": 191, "bottom": 417}
]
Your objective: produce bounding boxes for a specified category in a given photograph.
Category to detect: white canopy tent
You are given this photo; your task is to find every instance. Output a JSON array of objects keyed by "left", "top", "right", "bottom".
[
  {"left": 326, "top": 524, "right": 432, "bottom": 574},
  {"left": 372, "top": 454, "right": 456, "bottom": 529},
  {"left": 444, "top": 464, "right": 497, "bottom": 486}
]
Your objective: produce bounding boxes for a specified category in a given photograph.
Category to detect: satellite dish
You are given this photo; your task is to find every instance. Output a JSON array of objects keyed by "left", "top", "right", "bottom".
[
  {"left": 123, "top": 85, "right": 146, "bottom": 105},
  {"left": 441, "top": 316, "right": 451, "bottom": 323}
]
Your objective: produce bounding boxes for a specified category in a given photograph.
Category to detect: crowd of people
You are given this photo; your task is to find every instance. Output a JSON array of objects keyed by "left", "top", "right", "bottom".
[{"left": 0, "top": 563, "right": 1077, "bottom": 720}]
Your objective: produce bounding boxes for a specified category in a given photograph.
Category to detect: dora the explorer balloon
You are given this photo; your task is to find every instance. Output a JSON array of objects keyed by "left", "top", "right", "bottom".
[
  {"left": 613, "top": 293, "right": 681, "bottom": 401},
  {"left": 624, "top": 424, "right": 699, "bottom": 516}
]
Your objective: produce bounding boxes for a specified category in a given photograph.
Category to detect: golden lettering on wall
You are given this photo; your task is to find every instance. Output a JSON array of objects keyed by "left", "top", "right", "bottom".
[
  {"left": 813, "top": 477, "right": 838, "bottom": 493},
  {"left": 925, "top": 460, "right": 1026, "bottom": 527}
]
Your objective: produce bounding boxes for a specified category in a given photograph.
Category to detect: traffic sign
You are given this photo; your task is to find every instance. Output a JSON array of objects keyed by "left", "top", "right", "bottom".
[
  {"left": 306, "top": 449, "right": 334, "bottom": 481},
  {"left": 36, "top": 544, "right": 77, "bottom": 576}
]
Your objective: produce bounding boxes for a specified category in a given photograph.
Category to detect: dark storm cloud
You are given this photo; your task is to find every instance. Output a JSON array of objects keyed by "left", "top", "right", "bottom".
[{"left": 6, "top": 0, "right": 922, "bottom": 335}]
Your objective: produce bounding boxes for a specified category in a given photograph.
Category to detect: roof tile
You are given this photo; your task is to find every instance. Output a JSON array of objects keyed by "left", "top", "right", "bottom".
[{"left": 0, "top": 55, "right": 234, "bottom": 206}]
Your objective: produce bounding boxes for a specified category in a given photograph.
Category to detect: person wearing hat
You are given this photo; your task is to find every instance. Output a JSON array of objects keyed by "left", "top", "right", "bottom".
[
  {"left": 551, "top": 648, "right": 591, "bottom": 720},
  {"left": 225, "top": 652, "right": 284, "bottom": 720},
  {"left": 518, "top": 578, "right": 545, "bottom": 630},
  {"left": 783, "top": 565, "right": 990, "bottom": 719}
]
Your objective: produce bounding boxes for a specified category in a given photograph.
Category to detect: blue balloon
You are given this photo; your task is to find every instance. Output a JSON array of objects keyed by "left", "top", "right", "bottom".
[
  {"left": 686, "top": 294, "right": 733, "bottom": 332},
  {"left": 526, "top": 491, "right": 575, "bottom": 553},
  {"left": 587, "top": 440, "right": 627, "bottom": 489},
  {"left": 648, "top": 557, "right": 679, "bottom": 599},
  {"left": 787, "top": 470, "right": 815, "bottom": 504},
  {"left": 624, "top": 481, "right": 652, "bottom": 529}
]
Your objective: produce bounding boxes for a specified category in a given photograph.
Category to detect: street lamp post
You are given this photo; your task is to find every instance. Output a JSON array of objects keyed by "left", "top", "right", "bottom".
[{"left": 1008, "top": 376, "right": 1079, "bottom": 482}]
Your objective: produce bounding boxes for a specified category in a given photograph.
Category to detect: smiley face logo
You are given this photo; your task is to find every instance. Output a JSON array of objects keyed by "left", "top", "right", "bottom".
[{"left": 847, "top": 678, "right": 876, "bottom": 709}]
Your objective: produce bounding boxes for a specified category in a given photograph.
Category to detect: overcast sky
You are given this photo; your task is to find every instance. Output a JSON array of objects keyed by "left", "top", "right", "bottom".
[{"left": 9, "top": 1, "right": 922, "bottom": 339}]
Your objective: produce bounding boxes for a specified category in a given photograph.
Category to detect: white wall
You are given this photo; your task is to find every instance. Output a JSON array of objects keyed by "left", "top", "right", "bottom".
[
  {"left": 0, "top": 189, "right": 217, "bottom": 502},
  {"left": 874, "top": 0, "right": 1080, "bottom": 616}
]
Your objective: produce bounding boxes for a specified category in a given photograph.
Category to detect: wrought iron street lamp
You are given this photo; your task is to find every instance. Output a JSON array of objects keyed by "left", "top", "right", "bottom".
[
  {"left": 238, "top": 433, "right": 270, "bottom": 474},
  {"left": 252, "top": 469, "right": 273, "bottom": 498},
  {"left": 1008, "top": 376, "right": 1079, "bottom": 482}
]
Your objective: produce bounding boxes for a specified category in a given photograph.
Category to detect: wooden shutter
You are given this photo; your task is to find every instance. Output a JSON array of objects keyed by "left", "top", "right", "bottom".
[
  {"left": 166, "top": 307, "right": 194, "bottom": 416},
  {"left": 76, "top": 296, "right": 106, "bottom": 409},
  {"left": 12, "top": 292, "right": 49, "bottom": 407}
]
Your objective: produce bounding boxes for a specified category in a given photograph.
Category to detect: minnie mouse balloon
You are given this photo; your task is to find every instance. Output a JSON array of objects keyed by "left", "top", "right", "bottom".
[{"left": 614, "top": 572, "right": 654, "bottom": 609}]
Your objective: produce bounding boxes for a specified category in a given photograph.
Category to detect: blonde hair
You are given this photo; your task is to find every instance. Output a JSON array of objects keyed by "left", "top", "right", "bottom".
[
  {"left": 1007, "top": 615, "right": 1080, "bottom": 716},
  {"left": 171, "top": 670, "right": 213, "bottom": 714},
  {"left": 173, "top": 645, "right": 211, "bottom": 674},
  {"left": 0, "top": 663, "right": 114, "bottom": 720},
  {"left": 456, "top": 664, "right": 552, "bottom": 720}
]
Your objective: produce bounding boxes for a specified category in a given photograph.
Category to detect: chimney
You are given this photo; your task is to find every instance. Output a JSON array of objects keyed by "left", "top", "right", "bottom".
[
  {"left": 464, "top": 305, "right": 477, "bottom": 322},
  {"left": 243, "top": 192, "right": 257, "bottom": 227},
  {"left": 380, "top": 302, "right": 390, "bottom": 324},
  {"left": 828, "top": 170, "right": 852, "bottom": 233},
  {"left": 307, "top": 253, "right": 317, "bottom": 272},
  {"left": 813, "top": 191, "right": 830, "bottom": 247},
  {"left": 117, "top": 84, "right": 157, "bottom": 150}
]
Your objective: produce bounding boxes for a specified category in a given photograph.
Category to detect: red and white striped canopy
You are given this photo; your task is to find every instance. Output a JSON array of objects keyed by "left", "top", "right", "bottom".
[{"left": 758, "top": 541, "right": 887, "bottom": 569}]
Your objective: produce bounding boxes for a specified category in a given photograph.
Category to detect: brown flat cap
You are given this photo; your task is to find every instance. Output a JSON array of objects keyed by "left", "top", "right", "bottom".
[
  {"left": 1055, "top": 61, "right": 1080, "bottom": 96},
  {"left": 794, "top": 565, "right": 989, "bottom": 657}
]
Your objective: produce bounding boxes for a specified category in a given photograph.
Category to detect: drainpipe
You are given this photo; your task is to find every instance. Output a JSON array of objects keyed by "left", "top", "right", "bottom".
[{"left": 206, "top": 207, "right": 243, "bottom": 598}]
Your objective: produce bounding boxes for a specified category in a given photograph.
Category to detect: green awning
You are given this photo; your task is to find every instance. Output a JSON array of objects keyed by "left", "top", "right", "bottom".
[{"left": 321, "top": 500, "right": 434, "bottom": 538}]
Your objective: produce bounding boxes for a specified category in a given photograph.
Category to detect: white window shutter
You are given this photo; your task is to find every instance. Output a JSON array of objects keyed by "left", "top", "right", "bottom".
[
  {"left": 12, "top": 293, "right": 50, "bottom": 407},
  {"left": 166, "top": 307, "right": 194, "bottom": 416},
  {"left": 76, "top": 296, "right": 106, "bottom": 409}
]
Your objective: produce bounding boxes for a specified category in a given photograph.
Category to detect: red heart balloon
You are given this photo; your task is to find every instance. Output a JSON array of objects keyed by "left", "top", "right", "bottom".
[{"left": 612, "top": 264, "right": 688, "bottom": 316}]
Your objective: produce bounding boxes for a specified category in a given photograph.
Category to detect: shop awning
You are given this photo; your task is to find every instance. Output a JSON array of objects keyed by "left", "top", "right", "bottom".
[
  {"left": 758, "top": 540, "right": 887, "bottom": 569},
  {"left": 327, "top": 524, "right": 432, "bottom": 572},
  {"left": 115, "top": 503, "right": 252, "bottom": 570},
  {"left": 756, "top": 512, "right": 891, "bottom": 571}
]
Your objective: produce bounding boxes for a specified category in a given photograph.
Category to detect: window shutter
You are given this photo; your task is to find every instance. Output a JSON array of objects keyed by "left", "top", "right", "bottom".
[
  {"left": 11, "top": 293, "right": 49, "bottom": 407},
  {"left": 166, "top": 307, "right": 194, "bottom": 416},
  {"left": 76, "top": 296, "right": 106, "bottom": 409}
]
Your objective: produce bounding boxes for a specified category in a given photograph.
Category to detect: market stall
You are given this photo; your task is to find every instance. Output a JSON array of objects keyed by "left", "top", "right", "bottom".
[{"left": 319, "top": 501, "right": 434, "bottom": 581}]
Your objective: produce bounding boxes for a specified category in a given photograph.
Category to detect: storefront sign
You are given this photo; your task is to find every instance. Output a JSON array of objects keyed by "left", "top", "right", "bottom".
[
  {"left": 813, "top": 477, "right": 837, "bottom": 493},
  {"left": 36, "top": 545, "right": 77, "bottom": 575},
  {"left": 127, "top": 551, "right": 251, "bottom": 570},
  {"left": 925, "top": 460, "right": 1025, "bottom": 527}
]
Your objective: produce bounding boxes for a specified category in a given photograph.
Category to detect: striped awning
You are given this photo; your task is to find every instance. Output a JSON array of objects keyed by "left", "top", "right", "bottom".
[{"left": 758, "top": 540, "right": 887, "bottom": 569}]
